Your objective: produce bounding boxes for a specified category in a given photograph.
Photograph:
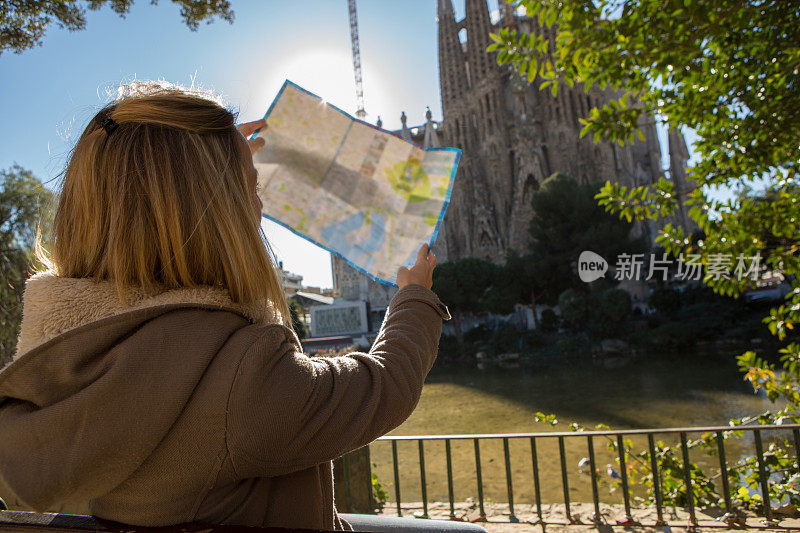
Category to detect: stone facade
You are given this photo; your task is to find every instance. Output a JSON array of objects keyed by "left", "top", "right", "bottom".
[
  {"left": 331, "top": 0, "right": 698, "bottom": 307},
  {"left": 434, "top": 0, "right": 696, "bottom": 262}
]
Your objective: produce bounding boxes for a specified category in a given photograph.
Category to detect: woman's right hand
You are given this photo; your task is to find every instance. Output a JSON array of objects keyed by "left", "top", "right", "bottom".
[{"left": 396, "top": 244, "right": 437, "bottom": 290}]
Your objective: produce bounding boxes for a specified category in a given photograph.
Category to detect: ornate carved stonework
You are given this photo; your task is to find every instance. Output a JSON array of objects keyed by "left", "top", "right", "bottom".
[
  {"left": 331, "top": 0, "right": 697, "bottom": 308},
  {"left": 434, "top": 0, "right": 695, "bottom": 261}
]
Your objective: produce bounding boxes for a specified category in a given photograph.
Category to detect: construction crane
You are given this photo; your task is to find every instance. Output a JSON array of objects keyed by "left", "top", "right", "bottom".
[{"left": 347, "top": 0, "right": 367, "bottom": 119}]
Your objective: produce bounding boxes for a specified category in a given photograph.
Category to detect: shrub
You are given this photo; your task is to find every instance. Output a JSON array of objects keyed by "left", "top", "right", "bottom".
[
  {"left": 589, "top": 288, "right": 631, "bottom": 338},
  {"left": 558, "top": 288, "right": 590, "bottom": 328},
  {"left": 464, "top": 324, "right": 492, "bottom": 344},
  {"left": 557, "top": 334, "right": 590, "bottom": 355},
  {"left": 523, "top": 329, "right": 548, "bottom": 348},
  {"left": 539, "top": 308, "right": 559, "bottom": 332},
  {"left": 649, "top": 286, "right": 682, "bottom": 316},
  {"left": 436, "top": 334, "right": 460, "bottom": 362},
  {"left": 491, "top": 321, "right": 519, "bottom": 354}
]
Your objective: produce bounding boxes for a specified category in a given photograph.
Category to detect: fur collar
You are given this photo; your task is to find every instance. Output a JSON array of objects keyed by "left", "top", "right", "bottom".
[{"left": 15, "top": 271, "right": 280, "bottom": 360}]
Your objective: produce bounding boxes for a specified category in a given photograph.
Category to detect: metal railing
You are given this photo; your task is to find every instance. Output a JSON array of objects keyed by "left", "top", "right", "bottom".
[{"left": 368, "top": 424, "right": 800, "bottom": 528}]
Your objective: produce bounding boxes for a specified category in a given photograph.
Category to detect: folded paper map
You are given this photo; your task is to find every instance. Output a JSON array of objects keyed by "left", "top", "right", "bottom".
[{"left": 251, "top": 80, "right": 460, "bottom": 286}]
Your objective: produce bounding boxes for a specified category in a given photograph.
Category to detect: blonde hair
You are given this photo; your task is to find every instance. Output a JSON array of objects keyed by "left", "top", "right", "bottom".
[{"left": 39, "top": 83, "right": 290, "bottom": 325}]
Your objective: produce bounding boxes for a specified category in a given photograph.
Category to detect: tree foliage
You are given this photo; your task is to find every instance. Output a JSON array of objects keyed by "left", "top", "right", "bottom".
[
  {"left": 528, "top": 173, "right": 646, "bottom": 303},
  {"left": 432, "top": 257, "right": 497, "bottom": 343},
  {"left": 1, "top": 165, "right": 54, "bottom": 365},
  {"left": 484, "top": 249, "right": 528, "bottom": 316},
  {"left": 0, "top": 0, "right": 234, "bottom": 55},
  {"left": 287, "top": 298, "right": 308, "bottom": 341},
  {"left": 435, "top": 174, "right": 643, "bottom": 341}
]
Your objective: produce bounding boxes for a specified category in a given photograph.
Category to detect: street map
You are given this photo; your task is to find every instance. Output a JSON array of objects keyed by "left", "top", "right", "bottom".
[{"left": 252, "top": 80, "right": 460, "bottom": 286}]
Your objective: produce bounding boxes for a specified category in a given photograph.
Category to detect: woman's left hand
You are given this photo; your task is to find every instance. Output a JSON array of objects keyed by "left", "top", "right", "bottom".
[{"left": 237, "top": 119, "right": 267, "bottom": 154}]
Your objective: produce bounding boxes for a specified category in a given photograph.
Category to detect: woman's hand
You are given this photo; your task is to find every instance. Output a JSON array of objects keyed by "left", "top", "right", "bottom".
[
  {"left": 396, "top": 244, "right": 437, "bottom": 290},
  {"left": 237, "top": 119, "right": 267, "bottom": 154}
]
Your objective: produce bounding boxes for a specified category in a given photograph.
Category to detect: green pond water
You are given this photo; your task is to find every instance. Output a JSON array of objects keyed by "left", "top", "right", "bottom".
[{"left": 370, "top": 353, "right": 783, "bottom": 507}]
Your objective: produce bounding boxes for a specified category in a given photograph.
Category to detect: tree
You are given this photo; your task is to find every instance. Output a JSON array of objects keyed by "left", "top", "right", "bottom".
[
  {"left": 432, "top": 257, "right": 496, "bottom": 344},
  {"left": 588, "top": 286, "right": 631, "bottom": 339},
  {"left": 1, "top": 165, "right": 54, "bottom": 365},
  {"left": 483, "top": 254, "right": 519, "bottom": 316},
  {"left": 1, "top": 0, "right": 234, "bottom": 55},
  {"left": 287, "top": 299, "right": 308, "bottom": 341},
  {"left": 527, "top": 173, "right": 646, "bottom": 303},
  {"left": 557, "top": 288, "right": 589, "bottom": 329},
  {"left": 486, "top": 249, "right": 547, "bottom": 328}
]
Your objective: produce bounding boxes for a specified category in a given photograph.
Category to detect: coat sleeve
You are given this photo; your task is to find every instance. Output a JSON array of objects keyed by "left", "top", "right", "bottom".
[{"left": 225, "top": 283, "right": 451, "bottom": 477}]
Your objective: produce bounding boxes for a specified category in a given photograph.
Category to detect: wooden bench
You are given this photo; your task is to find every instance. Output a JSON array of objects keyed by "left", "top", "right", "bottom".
[
  {"left": 0, "top": 449, "right": 372, "bottom": 532},
  {"left": 0, "top": 498, "right": 333, "bottom": 532}
]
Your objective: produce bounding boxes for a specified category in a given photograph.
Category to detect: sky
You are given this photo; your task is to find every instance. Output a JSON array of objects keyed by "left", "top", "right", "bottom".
[{"left": 0, "top": 0, "right": 708, "bottom": 289}]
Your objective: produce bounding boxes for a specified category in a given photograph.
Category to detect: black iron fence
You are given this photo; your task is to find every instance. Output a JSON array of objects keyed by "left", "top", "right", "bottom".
[{"left": 363, "top": 424, "right": 800, "bottom": 528}]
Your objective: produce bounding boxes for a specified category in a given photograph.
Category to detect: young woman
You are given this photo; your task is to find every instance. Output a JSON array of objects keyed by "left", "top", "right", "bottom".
[{"left": 0, "top": 84, "right": 460, "bottom": 531}]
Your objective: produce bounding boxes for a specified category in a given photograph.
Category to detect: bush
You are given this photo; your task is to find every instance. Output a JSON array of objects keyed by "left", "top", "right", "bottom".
[
  {"left": 646, "top": 313, "right": 665, "bottom": 329},
  {"left": 674, "top": 302, "right": 732, "bottom": 334},
  {"left": 436, "top": 334, "right": 460, "bottom": 361},
  {"left": 635, "top": 321, "right": 699, "bottom": 351},
  {"left": 464, "top": 324, "right": 491, "bottom": 344},
  {"left": 589, "top": 288, "right": 631, "bottom": 338},
  {"left": 523, "top": 329, "right": 548, "bottom": 348},
  {"left": 556, "top": 334, "right": 590, "bottom": 355},
  {"left": 457, "top": 341, "right": 478, "bottom": 360},
  {"left": 649, "top": 286, "right": 682, "bottom": 316},
  {"left": 490, "top": 321, "right": 519, "bottom": 354},
  {"left": 539, "top": 308, "right": 559, "bottom": 332},
  {"left": 558, "top": 288, "right": 590, "bottom": 328}
]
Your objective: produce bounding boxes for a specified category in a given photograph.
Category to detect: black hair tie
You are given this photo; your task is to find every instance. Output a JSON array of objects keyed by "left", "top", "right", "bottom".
[{"left": 96, "top": 113, "right": 119, "bottom": 135}]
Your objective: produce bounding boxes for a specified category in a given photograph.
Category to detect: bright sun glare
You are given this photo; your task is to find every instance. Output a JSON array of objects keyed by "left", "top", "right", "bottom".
[
  {"left": 254, "top": 49, "right": 396, "bottom": 289},
  {"left": 258, "top": 49, "right": 393, "bottom": 123}
]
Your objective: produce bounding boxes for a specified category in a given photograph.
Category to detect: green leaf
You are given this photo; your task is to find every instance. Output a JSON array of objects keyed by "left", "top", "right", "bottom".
[
  {"left": 527, "top": 58, "right": 538, "bottom": 82},
  {"left": 545, "top": 8, "right": 556, "bottom": 28}
]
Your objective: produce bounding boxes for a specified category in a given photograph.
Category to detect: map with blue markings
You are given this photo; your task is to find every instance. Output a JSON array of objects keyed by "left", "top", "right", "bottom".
[{"left": 252, "top": 81, "right": 460, "bottom": 286}]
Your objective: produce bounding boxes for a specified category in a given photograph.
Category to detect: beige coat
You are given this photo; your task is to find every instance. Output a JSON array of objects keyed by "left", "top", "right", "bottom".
[{"left": 0, "top": 273, "right": 450, "bottom": 530}]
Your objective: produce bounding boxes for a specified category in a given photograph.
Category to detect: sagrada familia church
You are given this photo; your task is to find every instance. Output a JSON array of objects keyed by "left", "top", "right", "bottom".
[{"left": 331, "top": 0, "right": 697, "bottom": 311}]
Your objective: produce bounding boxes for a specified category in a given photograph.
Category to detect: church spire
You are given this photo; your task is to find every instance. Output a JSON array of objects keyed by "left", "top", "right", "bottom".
[
  {"left": 438, "top": 0, "right": 468, "bottom": 117},
  {"left": 464, "top": 0, "right": 496, "bottom": 81}
]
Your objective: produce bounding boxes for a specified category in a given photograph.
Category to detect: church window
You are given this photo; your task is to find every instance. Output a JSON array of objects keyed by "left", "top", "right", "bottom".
[
  {"left": 523, "top": 173, "right": 540, "bottom": 202},
  {"left": 570, "top": 92, "right": 578, "bottom": 124},
  {"left": 542, "top": 144, "right": 551, "bottom": 173},
  {"left": 479, "top": 230, "right": 491, "bottom": 249}
]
